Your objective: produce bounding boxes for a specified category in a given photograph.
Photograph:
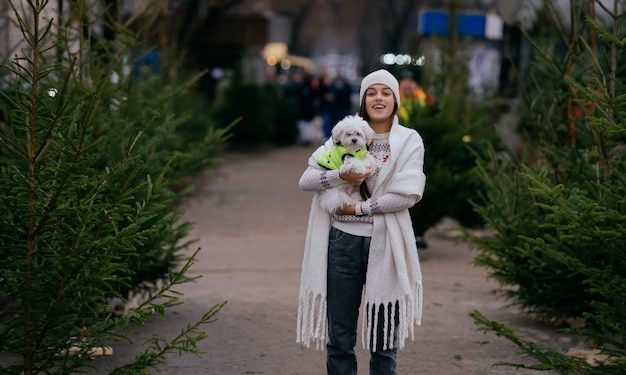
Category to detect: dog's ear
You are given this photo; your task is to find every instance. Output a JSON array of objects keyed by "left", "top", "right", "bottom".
[
  {"left": 331, "top": 123, "right": 343, "bottom": 144},
  {"left": 363, "top": 123, "right": 375, "bottom": 144}
]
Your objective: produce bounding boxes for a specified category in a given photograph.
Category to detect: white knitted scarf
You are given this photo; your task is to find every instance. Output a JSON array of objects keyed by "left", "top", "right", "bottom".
[{"left": 297, "top": 119, "right": 426, "bottom": 351}]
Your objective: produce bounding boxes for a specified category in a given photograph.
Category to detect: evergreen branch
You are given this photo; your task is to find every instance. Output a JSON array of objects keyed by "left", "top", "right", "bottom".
[
  {"left": 109, "top": 301, "right": 226, "bottom": 375},
  {"left": 0, "top": 95, "right": 29, "bottom": 159},
  {"left": 522, "top": 167, "right": 622, "bottom": 262},
  {"left": 33, "top": 59, "right": 79, "bottom": 164},
  {"left": 470, "top": 310, "right": 586, "bottom": 374}
]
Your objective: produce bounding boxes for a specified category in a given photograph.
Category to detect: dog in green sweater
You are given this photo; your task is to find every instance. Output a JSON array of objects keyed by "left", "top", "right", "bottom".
[{"left": 317, "top": 115, "right": 377, "bottom": 212}]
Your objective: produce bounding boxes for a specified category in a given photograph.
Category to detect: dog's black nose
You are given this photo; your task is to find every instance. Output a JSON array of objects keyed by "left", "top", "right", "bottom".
[{"left": 351, "top": 138, "right": 357, "bottom": 143}]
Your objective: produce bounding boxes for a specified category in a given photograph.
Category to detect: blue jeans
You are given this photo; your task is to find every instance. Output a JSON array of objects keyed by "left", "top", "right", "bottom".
[{"left": 326, "top": 227, "right": 398, "bottom": 375}]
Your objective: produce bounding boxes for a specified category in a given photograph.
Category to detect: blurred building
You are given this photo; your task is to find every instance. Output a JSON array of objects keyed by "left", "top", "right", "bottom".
[
  {"left": 0, "top": 0, "right": 526, "bottom": 99},
  {"left": 2, "top": 1, "right": 621, "bottom": 99}
]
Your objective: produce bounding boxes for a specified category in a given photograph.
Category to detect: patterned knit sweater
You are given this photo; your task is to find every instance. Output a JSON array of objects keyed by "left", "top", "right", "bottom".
[{"left": 299, "top": 132, "right": 417, "bottom": 237}]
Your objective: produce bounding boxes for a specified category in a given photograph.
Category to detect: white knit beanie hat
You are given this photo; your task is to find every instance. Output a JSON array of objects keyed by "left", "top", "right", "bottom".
[{"left": 359, "top": 69, "right": 400, "bottom": 107}]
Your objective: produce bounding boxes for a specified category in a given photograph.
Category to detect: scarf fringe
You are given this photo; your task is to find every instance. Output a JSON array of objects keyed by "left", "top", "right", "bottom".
[
  {"left": 362, "top": 281, "right": 423, "bottom": 351},
  {"left": 297, "top": 282, "right": 422, "bottom": 352},
  {"left": 296, "top": 291, "right": 327, "bottom": 350}
]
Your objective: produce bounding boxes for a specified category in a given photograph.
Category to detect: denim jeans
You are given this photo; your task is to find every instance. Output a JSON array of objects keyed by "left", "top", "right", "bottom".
[{"left": 326, "top": 227, "right": 398, "bottom": 375}]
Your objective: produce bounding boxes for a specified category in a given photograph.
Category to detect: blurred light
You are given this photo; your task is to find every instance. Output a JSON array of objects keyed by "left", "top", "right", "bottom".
[
  {"left": 48, "top": 88, "right": 58, "bottom": 97},
  {"left": 263, "top": 42, "right": 287, "bottom": 60},
  {"left": 395, "top": 54, "right": 411, "bottom": 65},
  {"left": 110, "top": 71, "right": 119, "bottom": 84},
  {"left": 266, "top": 56, "right": 278, "bottom": 66},
  {"left": 380, "top": 53, "right": 426, "bottom": 66},
  {"left": 462, "top": 135, "right": 472, "bottom": 142},
  {"left": 211, "top": 68, "right": 225, "bottom": 80},
  {"left": 382, "top": 53, "right": 396, "bottom": 65},
  {"left": 280, "top": 59, "right": 292, "bottom": 70}
]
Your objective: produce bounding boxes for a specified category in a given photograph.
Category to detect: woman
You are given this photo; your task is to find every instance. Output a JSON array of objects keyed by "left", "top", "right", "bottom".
[{"left": 297, "top": 69, "right": 426, "bottom": 375}]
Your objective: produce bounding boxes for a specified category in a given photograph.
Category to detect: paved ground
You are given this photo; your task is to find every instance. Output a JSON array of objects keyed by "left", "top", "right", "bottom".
[{"left": 91, "top": 145, "right": 577, "bottom": 374}]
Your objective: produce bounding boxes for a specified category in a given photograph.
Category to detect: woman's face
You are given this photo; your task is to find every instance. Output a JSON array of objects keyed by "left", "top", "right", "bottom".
[{"left": 364, "top": 84, "right": 396, "bottom": 123}]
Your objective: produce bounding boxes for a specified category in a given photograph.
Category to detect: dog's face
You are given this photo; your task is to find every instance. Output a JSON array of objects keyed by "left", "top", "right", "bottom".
[{"left": 332, "top": 115, "right": 375, "bottom": 152}]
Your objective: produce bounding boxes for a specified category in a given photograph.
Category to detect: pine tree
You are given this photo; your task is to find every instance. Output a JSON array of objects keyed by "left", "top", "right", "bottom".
[
  {"left": 0, "top": 1, "right": 228, "bottom": 373},
  {"left": 402, "top": 0, "right": 501, "bottom": 236},
  {"left": 468, "top": 0, "right": 626, "bottom": 372}
]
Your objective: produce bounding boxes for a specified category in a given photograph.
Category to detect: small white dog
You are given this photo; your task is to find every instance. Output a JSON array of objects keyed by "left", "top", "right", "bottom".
[{"left": 316, "top": 115, "right": 377, "bottom": 213}]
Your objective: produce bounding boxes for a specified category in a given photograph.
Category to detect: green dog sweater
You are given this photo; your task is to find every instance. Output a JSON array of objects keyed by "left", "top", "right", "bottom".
[{"left": 317, "top": 144, "right": 368, "bottom": 170}]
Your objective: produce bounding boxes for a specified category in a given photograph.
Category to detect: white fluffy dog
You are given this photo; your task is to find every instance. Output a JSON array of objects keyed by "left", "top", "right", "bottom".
[{"left": 316, "top": 115, "right": 377, "bottom": 213}]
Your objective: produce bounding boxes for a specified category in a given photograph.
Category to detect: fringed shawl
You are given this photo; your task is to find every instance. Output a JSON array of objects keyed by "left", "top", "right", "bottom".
[{"left": 297, "top": 117, "right": 426, "bottom": 351}]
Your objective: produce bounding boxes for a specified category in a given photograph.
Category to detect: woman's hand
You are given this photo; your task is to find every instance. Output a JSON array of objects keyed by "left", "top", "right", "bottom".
[
  {"left": 334, "top": 204, "right": 356, "bottom": 216},
  {"left": 339, "top": 166, "right": 373, "bottom": 185}
]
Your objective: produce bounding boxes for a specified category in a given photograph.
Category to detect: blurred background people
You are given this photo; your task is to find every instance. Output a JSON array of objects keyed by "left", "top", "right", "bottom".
[
  {"left": 317, "top": 72, "right": 353, "bottom": 140},
  {"left": 286, "top": 70, "right": 318, "bottom": 146},
  {"left": 397, "top": 71, "right": 437, "bottom": 126}
]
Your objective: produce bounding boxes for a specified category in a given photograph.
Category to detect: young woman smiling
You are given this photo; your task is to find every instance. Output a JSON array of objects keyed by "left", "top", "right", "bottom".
[{"left": 297, "top": 69, "right": 426, "bottom": 375}]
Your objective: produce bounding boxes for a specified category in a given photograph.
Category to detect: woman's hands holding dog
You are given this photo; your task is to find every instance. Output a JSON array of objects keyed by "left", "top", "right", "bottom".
[
  {"left": 335, "top": 166, "right": 372, "bottom": 216},
  {"left": 339, "top": 166, "right": 373, "bottom": 185}
]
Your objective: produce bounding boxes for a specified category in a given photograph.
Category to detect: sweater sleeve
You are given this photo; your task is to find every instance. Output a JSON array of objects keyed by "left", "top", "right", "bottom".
[
  {"left": 299, "top": 140, "right": 348, "bottom": 192},
  {"left": 363, "top": 192, "right": 417, "bottom": 215},
  {"left": 299, "top": 166, "right": 345, "bottom": 192}
]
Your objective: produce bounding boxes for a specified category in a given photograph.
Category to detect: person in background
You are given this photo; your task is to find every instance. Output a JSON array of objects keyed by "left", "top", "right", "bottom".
[
  {"left": 297, "top": 69, "right": 426, "bottom": 375},
  {"left": 328, "top": 75, "right": 353, "bottom": 128},
  {"left": 286, "top": 70, "right": 317, "bottom": 146},
  {"left": 317, "top": 73, "right": 353, "bottom": 140},
  {"left": 317, "top": 70, "right": 336, "bottom": 140},
  {"left": 397, "top": 72, "right": 437, "bottom": 126}
]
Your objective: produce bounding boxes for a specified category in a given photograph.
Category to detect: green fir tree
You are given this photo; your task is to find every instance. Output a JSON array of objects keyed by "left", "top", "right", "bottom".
[
  {"left": 0, "top": 1, "right": 229, "bottom": 373},
  {"left": 468, "top": 0, "right": 626, "bottom": 372}
]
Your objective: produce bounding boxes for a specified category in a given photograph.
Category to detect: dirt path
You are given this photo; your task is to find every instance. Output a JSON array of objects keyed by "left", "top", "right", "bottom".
[{"left": 92, "top": 145, "right": 574, "bottom": 375}]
